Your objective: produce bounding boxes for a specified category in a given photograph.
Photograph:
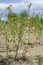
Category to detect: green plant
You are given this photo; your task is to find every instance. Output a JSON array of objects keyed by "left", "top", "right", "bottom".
[{"left": 0, "top": 4, "right": 43, "bottom": 60}]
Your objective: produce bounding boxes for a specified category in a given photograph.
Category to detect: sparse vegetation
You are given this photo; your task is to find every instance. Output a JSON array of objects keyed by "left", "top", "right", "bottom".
[{"left": 0, "top": 3, "right": 43, "bottom": 65}]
